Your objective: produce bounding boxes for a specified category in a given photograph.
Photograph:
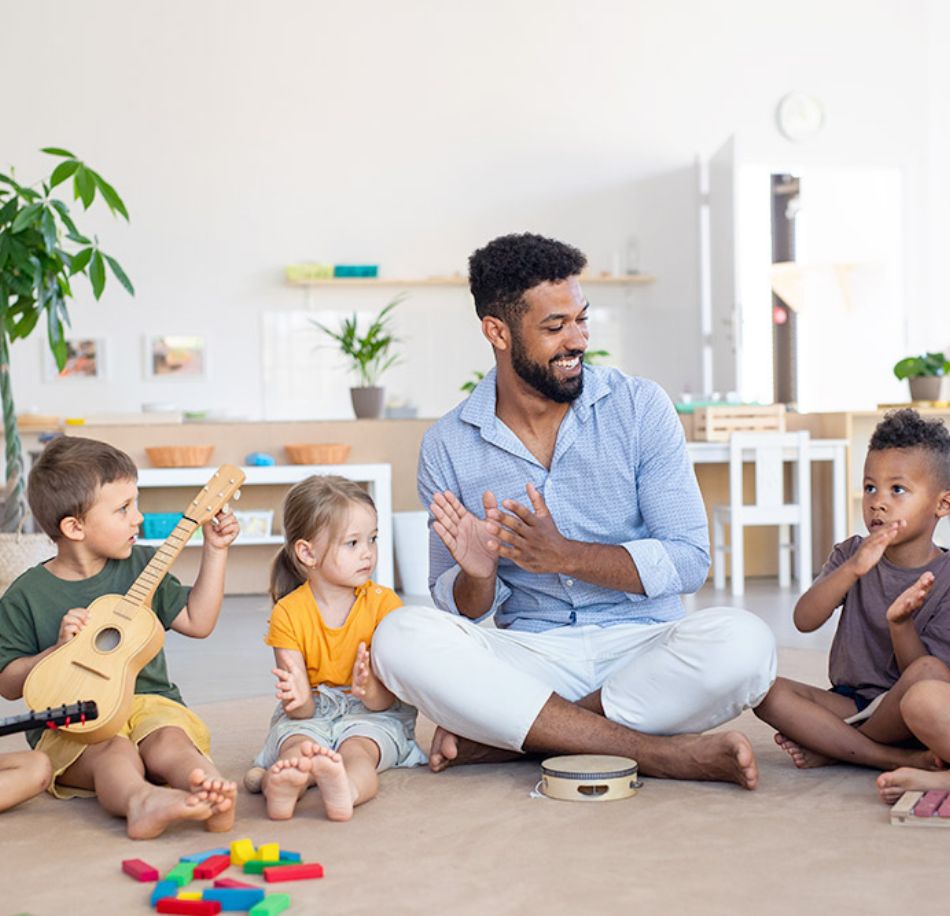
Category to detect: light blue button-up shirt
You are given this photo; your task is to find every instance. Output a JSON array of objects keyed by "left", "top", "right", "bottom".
[{"left": 417, "top": 366, "right": 710, "bottom": 632}]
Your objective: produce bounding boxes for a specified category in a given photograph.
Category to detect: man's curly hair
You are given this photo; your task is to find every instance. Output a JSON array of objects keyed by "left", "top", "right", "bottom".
[
  {"left": 869, "top": 408, "right": 950, "bottom": 487},
  {"left": 468, "top": 233, "right": 587, "bottom": 322}
]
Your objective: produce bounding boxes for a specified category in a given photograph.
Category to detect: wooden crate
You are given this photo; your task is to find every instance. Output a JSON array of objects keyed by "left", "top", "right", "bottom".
[{"left": 693, "top": 404, "right": 786, "bottom": 442}]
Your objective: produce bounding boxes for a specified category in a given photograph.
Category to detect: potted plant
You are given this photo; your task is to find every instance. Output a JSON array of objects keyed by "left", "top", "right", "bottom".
[
  {"left": 0, "top": 148, "right": 133, "bottom": 585},
  {"left": 312, "top": 294, "right": 403, "bottom": 418},
  {"left": 893, "top": 351, "right": 950, "bottom": 403}
]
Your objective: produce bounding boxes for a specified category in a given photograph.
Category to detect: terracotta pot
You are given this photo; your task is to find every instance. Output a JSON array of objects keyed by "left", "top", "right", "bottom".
[{"left": 350, "top": 386, "right": 385, "bottom": 419}]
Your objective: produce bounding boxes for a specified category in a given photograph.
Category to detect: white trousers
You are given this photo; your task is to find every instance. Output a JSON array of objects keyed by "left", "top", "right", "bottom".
[{"left": 372, "top": 605, "right": 777, "bottom": 752}]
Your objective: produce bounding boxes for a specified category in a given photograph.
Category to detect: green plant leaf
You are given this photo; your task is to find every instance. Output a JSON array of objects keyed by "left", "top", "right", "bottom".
[
  {"left": 49, "top": 159, "right": 80, "bottom": 188},
  {"left": 39, "top": 208, "right": 57, "bottom": 252},
  {"left": 11, "top": 202, "right": 42, "bottom": 233},
  {"left": 104, "top": 254, "right": 134, "bottom": 294},
  {"left": 89, "top": 171, "right": 129, "bottom": 220},
  {"left": 0, "top": 198, "right": 16, "bottom": 226},
  {"left": 89, "top": 250, "right": 106, "bottom": 298},
  {"left": 69, "top": 247, "right": 94, "bottom": 274},
  {"left": 74, "top": 167, "right": 95, "bottom": 209},
  {"left": 41, "top": 147, "right": 77, "bottom": 159}
]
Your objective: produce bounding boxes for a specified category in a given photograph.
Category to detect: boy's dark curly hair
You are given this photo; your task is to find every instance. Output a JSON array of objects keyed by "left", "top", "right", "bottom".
[
  {"left": 468, "top": 233, "right": 587, "bottom": 322},
  {"left": 869, "top": 408, "right": 950, "bottom": 486}
]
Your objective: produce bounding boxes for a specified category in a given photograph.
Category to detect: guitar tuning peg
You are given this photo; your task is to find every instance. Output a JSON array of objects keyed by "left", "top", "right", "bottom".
[{"left": 234, "top": 489, "right": 242, "bottom": 501}]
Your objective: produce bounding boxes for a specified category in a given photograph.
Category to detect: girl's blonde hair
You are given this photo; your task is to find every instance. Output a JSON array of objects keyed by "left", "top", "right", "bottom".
[{"left": 269, "top": 475, "right": 377, "bottom": 603}]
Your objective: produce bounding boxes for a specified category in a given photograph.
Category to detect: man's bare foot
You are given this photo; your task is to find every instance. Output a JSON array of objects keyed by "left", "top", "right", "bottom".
[
  {"left": 877, "top": 762, "right": 949, "bottom": 804},
  {"left": 126, "top": 785, "right": 212, "bottom": 840},
  {"left": 262, "top": 756, "right": 314, "bottom": 820},
  {"left": 774, "top": 733, "right": 834, "bottom": 769},
  {"left": 643, "top": 731, "right": 759, "bottom": 789},
  {"left": 300, "top": 741, "right": 355, "bottom": 821},
  {"left": 428, "top": 727, "right": 522, "bottom": 773},
  {"left": 188, "top": 769, "right": 237, "bottom": 833}
]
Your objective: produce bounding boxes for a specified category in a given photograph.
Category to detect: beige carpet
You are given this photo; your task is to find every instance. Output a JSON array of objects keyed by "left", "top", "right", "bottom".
[{"left": 0, "top": 648, "right": 941, "bottom": 916}]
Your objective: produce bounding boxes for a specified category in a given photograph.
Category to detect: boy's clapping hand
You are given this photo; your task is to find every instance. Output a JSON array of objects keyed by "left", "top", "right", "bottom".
[
  {"left": 886, "top": 571, "right": 936, "bottom": 625},
  {"left": 852, "top": 520, "right": 905, "bottom": 576}
]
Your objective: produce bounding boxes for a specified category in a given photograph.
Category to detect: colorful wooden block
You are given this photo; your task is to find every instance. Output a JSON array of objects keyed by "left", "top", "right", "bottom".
[
  {"left": 165, "top": 862, "right": 196, "bottom": 886},
  {"left": 122, "top": 857, "right": 159, "bottom": 882},
  {"left": 277, "top": 851, "right": 301, "bottom": 863},
  {"left": 213, "top": 878, "right": 260, "bottom": 890},
  {"left": 230, "top": 837, "right": 256, "bottom": 866},
  {"left": 263, "top": 862, "right": 324, "bottom": 882},
  {"left": 249, "top": 894, "right": 292, "bottom": 916},
  {"left": 243, "top": 860, "right": 282, "bottom": 875},
  {"left": 202, "top": 887, "right": 266, "bottom": 910},
  {"left": 180, "top": 848, "right": 230, "bottom": 864},
  {"left": 152, "top": 881, "right": 181, "bottom": 906},
  {"left": 256, "top": 842, "right": 280, "bottom": 861},
  {"left": 156, "top": 899, "right": 222, "bottom": 915},
  {"left": 178, "top": 892, "right": 203, "bottom": 901},
  {"left": 194, "top": 855, "right": 231, "bottom": 879}
]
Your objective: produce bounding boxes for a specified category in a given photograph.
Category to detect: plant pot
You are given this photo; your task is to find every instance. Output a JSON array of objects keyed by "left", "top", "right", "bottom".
[
  {"left": 0, "top": 531, "right": 55, "bottom": 595},
  {"left": 350, "top": 386, "right": 385, "bottom": 419},
  {"left": 908, "top": 376, "right": 944, "bottom": 403}
]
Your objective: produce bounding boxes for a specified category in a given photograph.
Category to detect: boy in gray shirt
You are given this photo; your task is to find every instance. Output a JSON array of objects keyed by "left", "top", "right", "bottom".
[{"left": 754, "top": 409, "right": 950, "bottom": 774}]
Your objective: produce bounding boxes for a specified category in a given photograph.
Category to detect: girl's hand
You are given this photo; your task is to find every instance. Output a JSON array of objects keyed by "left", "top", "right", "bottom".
[
  {"left": 203, "top": 508, "right": 240, "bottom": 550},
  {"left": 351, "top": 641, "right": 380, "bottom": 698},
  {"left": 57, "top": 608, "right": 89, "bottom": 645},
  {"left": 851, "top": 521, "right": 905, "bottom": 576},
  {"left": 273, "top": 661, "right": 311, "bottom": 713},
  {"left": 887, "top": 571, "right": 936, "bottom": 625}
]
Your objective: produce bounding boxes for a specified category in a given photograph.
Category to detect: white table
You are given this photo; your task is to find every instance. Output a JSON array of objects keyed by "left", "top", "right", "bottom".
[
  {"left": 136, "top": 463, "right": 394, "bottom": 588},
  {"left": 686, "top": 439, "right": 849, "bottom": 543}
]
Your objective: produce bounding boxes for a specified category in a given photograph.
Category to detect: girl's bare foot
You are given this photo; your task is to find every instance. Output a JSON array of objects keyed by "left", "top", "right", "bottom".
[
  {"left": 262, "top": 756, "right": 314, "bottom": 820},
  {"left": 301, "top": 741, "right": 355, "bottom": 821},
  {"left": 877, "top": 762, "right": 949, "bottom": 803},
  {"left": 126, "top": 785, "right": 212, "bottom": 840},
  {"left": 188, "top": 769, "right": 237, "bottom": 832},
  {"left": 243, "top": 766, "right": 266, "bottom": 794},
  {"left": 774, "top": 733, "right": 834, "bottom": 769}
]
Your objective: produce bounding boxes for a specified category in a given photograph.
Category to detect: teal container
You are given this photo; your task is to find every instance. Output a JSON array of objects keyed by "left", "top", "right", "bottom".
[{"left": 333, "top": 264, "right": 378, "bottom": 278}]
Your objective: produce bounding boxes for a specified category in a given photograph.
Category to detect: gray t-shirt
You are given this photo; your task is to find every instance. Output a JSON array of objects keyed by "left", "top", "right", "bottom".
[
  {"left": 825, "top": 536, "right": 950, "bottom": 700},
  {"left": 0, "top": 546, "right": 191, "bottom": 746}
]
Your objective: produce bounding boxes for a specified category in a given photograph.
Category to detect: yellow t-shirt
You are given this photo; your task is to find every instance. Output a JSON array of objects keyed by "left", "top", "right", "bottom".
[{"left": 264, "top": 580, "right": 402, "bottom": 688}]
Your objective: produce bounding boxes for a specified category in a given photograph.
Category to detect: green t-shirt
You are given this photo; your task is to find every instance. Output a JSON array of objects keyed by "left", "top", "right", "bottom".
[{"left": 0, "top": 546, "right": 191, "bottom": 747}]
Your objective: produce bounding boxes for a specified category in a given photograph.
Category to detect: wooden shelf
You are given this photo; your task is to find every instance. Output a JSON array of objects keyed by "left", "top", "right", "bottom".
[{"left": 287, "top": 274, "right": 655, "bottom": 288}]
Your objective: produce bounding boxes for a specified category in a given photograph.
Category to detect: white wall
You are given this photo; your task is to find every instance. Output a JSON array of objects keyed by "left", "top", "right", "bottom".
[{"left": 1, "top": 0, "right": 938, "bottom": 420}]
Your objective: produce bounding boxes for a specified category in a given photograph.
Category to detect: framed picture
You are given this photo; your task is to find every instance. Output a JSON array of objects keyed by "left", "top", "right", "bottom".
[
  {"left": 145, "top": 334, "right": 207, "bottom": 380},
  {"left": 44, "top": 337, "right": 106, "bottom": 381}
]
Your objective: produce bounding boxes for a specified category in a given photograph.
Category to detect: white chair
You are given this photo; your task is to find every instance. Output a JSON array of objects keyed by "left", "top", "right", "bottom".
[{"left": 712, "top": 430, "right": 812, "bottom": 596}]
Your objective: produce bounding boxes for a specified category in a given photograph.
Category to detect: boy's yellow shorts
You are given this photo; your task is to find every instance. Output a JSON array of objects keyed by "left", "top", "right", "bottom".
[{"left": 36, "top": 694, "right": 211, "bottom": 799}]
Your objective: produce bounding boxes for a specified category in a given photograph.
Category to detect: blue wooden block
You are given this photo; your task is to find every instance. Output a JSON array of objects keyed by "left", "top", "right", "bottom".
[
  {"left": 150, "top": 880, "right": 179, "bottom": 906},
  {"left": 180, "top": 847, "right": 230, "bottom": 864},
  {"left": 278, "top": 850, "right": 301, "bottom": 863},
  {"left": 203, "top": 887, "right": 267, "bottom": 910}
]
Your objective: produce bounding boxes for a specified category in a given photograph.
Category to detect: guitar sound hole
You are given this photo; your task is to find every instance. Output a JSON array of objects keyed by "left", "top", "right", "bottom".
[{"left": 94, "top": 627, "right": 122, "bottom": 652}]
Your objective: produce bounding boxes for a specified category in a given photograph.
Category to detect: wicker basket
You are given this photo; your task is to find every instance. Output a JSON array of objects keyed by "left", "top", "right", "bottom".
[
  {"left": 284, "top": 443, "right": 352, "bottom": 465},
  {"left": 145, "top": 445, "right": 215, "bottom": 467}
]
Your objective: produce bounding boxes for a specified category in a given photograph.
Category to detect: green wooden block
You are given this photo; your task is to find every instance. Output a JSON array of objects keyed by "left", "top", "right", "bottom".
[
  {"left": 164, "top": 862, "right": 195, "bottom": 886},
  {"left": 243, "top": 859, "right": 283, "bottom": 874},
  {"left": 250, "top": 894, "right": 291, "bottom": 916}
]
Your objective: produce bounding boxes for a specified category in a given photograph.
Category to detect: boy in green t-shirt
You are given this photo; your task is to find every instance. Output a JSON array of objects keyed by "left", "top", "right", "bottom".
[{"left": 0, "top": 436, "right": 240, "bottom": 839}]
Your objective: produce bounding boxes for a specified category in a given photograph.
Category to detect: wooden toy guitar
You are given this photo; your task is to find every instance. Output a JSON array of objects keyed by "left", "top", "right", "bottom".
[
  {"left": 0, "top": 701, "right": 98, "bottom": 737},
  {"left": 22, "top": 465, "right": 245, "bottom": 743}
]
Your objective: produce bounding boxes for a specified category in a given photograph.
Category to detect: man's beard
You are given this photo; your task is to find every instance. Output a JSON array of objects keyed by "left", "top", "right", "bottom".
[{"left": 510, "top": 328, "right": 584, "bottom": 404}]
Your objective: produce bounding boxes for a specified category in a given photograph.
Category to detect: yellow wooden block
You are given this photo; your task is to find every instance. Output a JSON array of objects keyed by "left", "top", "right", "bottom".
[
  {"left": 230, "top": 837, "right": 256, "bottom": 865},
  {"left": 178, "top": 892, "right": 203, "bottom": 900},
  {"left": 256, "top": 842, "right": 279, "bottom": 861}
]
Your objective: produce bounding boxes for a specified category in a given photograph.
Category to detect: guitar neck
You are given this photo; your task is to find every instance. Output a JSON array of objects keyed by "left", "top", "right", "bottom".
[{"left": 126, "top": 516, "right": 199, "bottom": 607}]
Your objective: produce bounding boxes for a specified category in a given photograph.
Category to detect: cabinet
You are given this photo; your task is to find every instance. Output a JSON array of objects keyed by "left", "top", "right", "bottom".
[{"left": 136, "top": 463, "right": 393, "bottom": 593}]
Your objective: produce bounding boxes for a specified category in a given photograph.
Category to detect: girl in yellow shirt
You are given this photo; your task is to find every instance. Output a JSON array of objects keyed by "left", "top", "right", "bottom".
[{"left": 245, "top": 476, "right": 425, "bottom": 821}]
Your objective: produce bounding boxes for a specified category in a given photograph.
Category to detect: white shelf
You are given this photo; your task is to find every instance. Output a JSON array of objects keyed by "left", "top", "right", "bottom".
[
  {"left": 138, "top": 535, "right": 284, "bottom": 548},
  {"left": 136, "top": 463, "right": 394, "bottom": 588},
  {"left": 287, "top": 274, "right": 655, "bottom": 288}
]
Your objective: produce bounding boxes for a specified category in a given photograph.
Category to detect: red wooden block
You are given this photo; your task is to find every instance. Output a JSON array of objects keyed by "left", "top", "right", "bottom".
[
  {"left": 156, "top": 899, "right": 222, "bottom": 915},
  {"left": 194, "top": 854, "right": 231, "bottom": 879},
  {"left": 213, "top": 877, "right": 260, "bottom": 890},
  {"left": 263, "top": 862, "right": 324, "bottom": 882},
  {"left": 121, "top": 857, "right": 160, "bottom": 882}
]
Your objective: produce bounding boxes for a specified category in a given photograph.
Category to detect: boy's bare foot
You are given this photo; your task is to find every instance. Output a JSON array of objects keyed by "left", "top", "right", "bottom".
[
  {"left": 243, "top": 766, "right": 266, "bottom": 794},
  {"left": 877, "top": 763, "right": 949, "bottom": 804},
  {"left": 428, "top": 727, "right": 522, "bottom": 772},
  {"left": 774, "top": 733, "right": 834, "bottom": 769},
  {"left": 126, "top": 785, "right": 212, "bottom": 840},
  {"left": 262, "top": 756, "right": 314, "bottom": 820},
  {"left": 188, "top": 769, "right": 237, "bottom": 833},
  {"left": 301, "top": 741, "right": 355, "bottom": 821}
]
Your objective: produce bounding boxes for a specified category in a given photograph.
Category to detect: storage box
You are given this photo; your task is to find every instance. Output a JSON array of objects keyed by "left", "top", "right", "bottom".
[
  {"left": 234, "top": 510, "right": 274, "bottom": 539},
  {"left": 141, "top": 513, "right": 202, "bottom": 544},
  {"left": 693, "top": 404, "right": 786, "bottom": 442}
]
